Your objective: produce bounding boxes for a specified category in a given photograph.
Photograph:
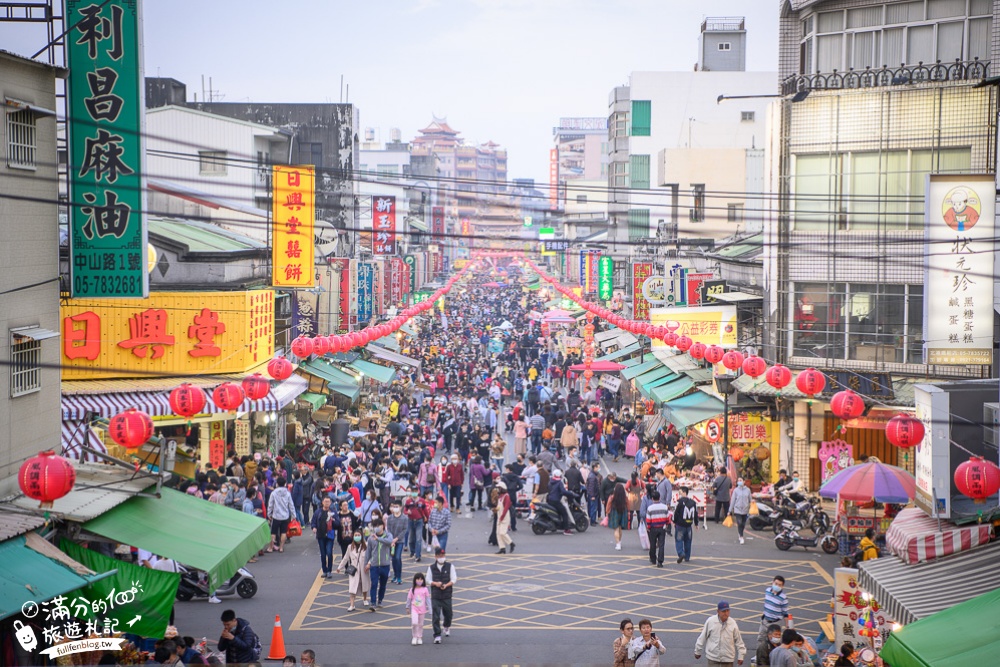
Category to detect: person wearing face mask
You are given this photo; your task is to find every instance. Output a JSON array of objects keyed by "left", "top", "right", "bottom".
[
  {"left": 785, "top": 471, "right": 805, "bottom": 503},
  {"left": 426, "top": 547, "right": 457, "bottom": 644},
  {"left": 755, "top": 624, "right": 783, "bottom": 666},
  {"left": 335, "top": 530, "right": 369, "bottom": 611},
  {"left": 758, "top": 576, "right": 790, "bottom": 644},
  {"left": 359, "top": 490, "right": 381, "bottom": 528},
  {"left": 364, "top": 519, "right": 394, "bottom": 612},
  {"left": 767, "top": 630, "right": 802, "bottom": 667},
  {"left": 443, "top": 455, "right": 465, "bottom": 511},
  {"left": 386, "top": 501, "right": 409, "bottom": 584},
  {"left": 729, "top": 477, "right": 753, "bottom": 545}
]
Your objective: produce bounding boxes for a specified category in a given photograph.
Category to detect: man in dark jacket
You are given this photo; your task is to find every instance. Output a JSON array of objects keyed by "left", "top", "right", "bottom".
[
  {"left": 218, "top": 609, "right": 258, "bottom": 665},
  {"left": 501, "top": 464, "right": 523, "bottom": 532},
  {"left": 546, "top": 469, "right": 578, "bottom": 535},
  {"left": 564, "top": 460, "right": 584, "bottom": 496},
  {"left": 585, "top": 463, "right": 602, "bottom": 523}
]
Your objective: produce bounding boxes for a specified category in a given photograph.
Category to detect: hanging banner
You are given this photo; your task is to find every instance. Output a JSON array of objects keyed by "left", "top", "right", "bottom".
[
  {"left": 924, "top": 174, "right": 995, "bottom": 365},
  {"left": 272, "top": 165, "right": 316, "bottom": 288},
  {"left": 650, "top": 305, "right": 738, "bottom": 347},
  {"left": 598, "top": 255, "right": 614, "bottom": 301},
  {"left": 389, "top": 257, "right": 405, "bottom": 305},
  {"left": 549, "top": 148, "right": 559, "bottom": 210},
  {"left": 432, "top": 206, "right": 445, "bottom": 238},
  {"left": 357, "top": 262, "right": 374, "bottom": 324},
  {"left": 579, "top": 250, "right": 599, "bottom": 293},
  {"left": 372, "top": 195, "right": 397, "bottom": 255},
  {"left": 632, "top": 262, "right": 653, "bottom": 321},
  {"left": 404, "top": 254, "right": 416, "bottom": 294},
  {"left": 819, "top": 439, "right": 854, "bottom": 484},
  {"left": 66, "top": 0, "right": 148, "bottom": 298},
  {"left": 328, "top": 258, "right": 351, "bottom": 334},
  {"left": 833, "top": 568, "right": 890, "bottom": 650}
]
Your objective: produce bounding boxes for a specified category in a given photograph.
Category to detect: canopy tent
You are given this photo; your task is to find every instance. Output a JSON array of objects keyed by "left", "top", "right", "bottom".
[
  {"left": 884, "top": 507, "right": 992, "bottom": 565},
  {"left": 662, "top": 390, "right": 724, "bottom": 429},
  {"left": 878, "top": 586, "right": 1000, "bottom": 667},
  {"left": 299, "top": 359, "right": 361, "bottom": 401},
  {"left": 496, "top": 320, "right": 515, "bottom": 330},
  {"left": 84, "top": 487, "right": 271, "bottom": 590},
  {"left": 348, "top": 358, "right": 397, "bottom": 384},
  {"left": 365, "top": 344, "right": 422, "bottom": 370},
  {"left": 633, "top": 365, "right": 675, "bottom": 388},
  {"left": 651, "top": 376, "right": 696, "bottom": 404},
  {"left": 567, "top": 361, "right": 626, "bottom": 372},
  {"left": 594, "top": 343, "right": 642, "bottom": 363},
  {"left": 0, "top": 533, "right": 115, "bottom": 621},
  {"left": 858, "top": 540, "right": 1000, "bottom": 626},
  {"left": 621, "top": 358, "right": 664, "bottom": 380},
  {"left": 374, "top": 334, "right": 401, "bottom": 351},
  {"left": 297, "top": 391, "right": 327, "bottom": 411},
  {"left": 618, "top": 356, "right": 644, "bottom": 368}
]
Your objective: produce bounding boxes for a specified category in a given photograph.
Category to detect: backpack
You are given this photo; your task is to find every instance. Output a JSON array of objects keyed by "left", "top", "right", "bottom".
[
  {"left": 250, "top": 630, "right": 262, "bottom": 662},
  {"left": 527, "top": 387, "right": 539, "bottom": 403}
]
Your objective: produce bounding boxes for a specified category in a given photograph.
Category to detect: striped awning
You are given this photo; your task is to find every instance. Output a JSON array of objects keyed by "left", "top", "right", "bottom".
[
  {"left": 61, "top": 374, "right": 308, "bottom": 419},
  {"left": 858, "top": 541, "right": 1000, "bottom": 625},
  {"left": 61, "top": 421, "right": 108, "bottom": 463}
]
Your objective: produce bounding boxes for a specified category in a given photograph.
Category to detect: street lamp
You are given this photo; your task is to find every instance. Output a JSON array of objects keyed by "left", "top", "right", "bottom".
[{"left": 715, "top": 374, "right": 737, "bottom": 458}]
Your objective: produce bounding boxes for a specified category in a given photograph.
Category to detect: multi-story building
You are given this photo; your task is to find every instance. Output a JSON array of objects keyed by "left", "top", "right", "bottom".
[
  {"left": 0, "top": 52, "right": 64, "bottom": 492},
  {"left": 751, "top": 0, "right": 999, "bottom": 490},
  {"left": 606, "top": 18, "right": 777, "bottom": 261}
]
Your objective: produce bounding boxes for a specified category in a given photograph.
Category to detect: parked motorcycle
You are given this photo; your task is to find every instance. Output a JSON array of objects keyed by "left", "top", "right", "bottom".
[
  {"left": 772, "top": 493, "right": 831, "bottom": 534},
  {"left": 175, "top": 563, "right": 258, "bottom": 601},
  {"left": 774, "top": 520, "right": 839, "bottom": 554},
  {"left": 529, "top": 497, "right": 590, "bottom": 534},
  {"left": 748, "top": 494, "right": 784, "bottom": 532}
]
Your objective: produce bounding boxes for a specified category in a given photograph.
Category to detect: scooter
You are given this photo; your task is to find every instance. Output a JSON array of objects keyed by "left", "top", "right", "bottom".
[
  {"left": 748, "top": 494, "right": 783, "bottom": 532},
  {"left": 774, "top": 520, "right": 839, "bottom": 554},
  {"left": 529, "top": 497, "right": 590, "bottom": 534},
  {"left": 772, "top": 493, "right": 831, "bottom": 534},
  {"left": 175, "top": 563, "right": 258, "bottom": 601}
]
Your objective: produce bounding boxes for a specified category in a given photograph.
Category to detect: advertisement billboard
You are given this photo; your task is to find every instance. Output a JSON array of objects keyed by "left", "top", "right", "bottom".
[
  {"left": 632, "top": 262, "right": 653, "bottom": 321},
  {"left": 650, "top": 305, "right": 738, "bottom": 347},
  {"left": 432, "top": 206, "right": 445, "bottom": 238},
  {"left": 597, "top": 255, "right": 614, "bottom": 301},
  {"left": 272, "top": 165, "right": 316, "bottom": 288},
  {"left": 357, "top": 262, "right": 375, "bottom": 324},
  {"left": 372, "top": 196, "right": 397, "bottom": 255}
]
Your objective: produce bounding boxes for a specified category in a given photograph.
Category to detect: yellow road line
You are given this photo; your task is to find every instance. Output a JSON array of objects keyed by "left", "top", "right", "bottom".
[
  {"left": 810, "top": 559, "right": 835, "bottom": 587},
  {"left": 289, "top": 572, "right": 326, "bottom": 631}
]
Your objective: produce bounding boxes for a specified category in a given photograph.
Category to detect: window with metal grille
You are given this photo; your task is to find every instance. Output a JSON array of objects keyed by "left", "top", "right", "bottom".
[
  {"left": 6, "top": 108, "right": 36, "bottom": 169},
  {"left": 10, "top": 335, "right": 41, "bottom": 397},
  {"left": 198, "top": 150, "right": 228, "bottom": 175},
  {"left": 628, "top": 208, "right": 650, "bottom": 240},
  {"left": 629, "top": 155, "right": 650, "bottom": 189}
]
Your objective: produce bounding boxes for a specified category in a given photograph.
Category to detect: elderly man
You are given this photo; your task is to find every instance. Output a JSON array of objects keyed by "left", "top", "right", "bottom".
[{"left": 694, "top": 600, "right": 746, "bottom": 666}]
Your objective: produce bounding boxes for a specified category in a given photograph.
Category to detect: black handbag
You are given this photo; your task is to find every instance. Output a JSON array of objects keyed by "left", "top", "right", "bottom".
[{"left": 344, "top": 564, "right": 358, "bottom": 577}]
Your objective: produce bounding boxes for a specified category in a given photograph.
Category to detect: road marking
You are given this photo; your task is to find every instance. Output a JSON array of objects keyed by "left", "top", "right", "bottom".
[
  {"left": 289, "top": 571, "right": 325, "bottom": 632},
  {"left": 810, "top": 559, "right": 836, "bottom": 587}
]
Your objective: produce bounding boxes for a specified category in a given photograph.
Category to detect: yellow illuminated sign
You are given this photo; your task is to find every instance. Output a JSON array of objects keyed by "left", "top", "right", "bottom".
[
  {"left": 272, "top": 165, "right": 316, "bottom": 288},
  {"left": 650, "top": 306, "right": 738, "bottom": 347}
]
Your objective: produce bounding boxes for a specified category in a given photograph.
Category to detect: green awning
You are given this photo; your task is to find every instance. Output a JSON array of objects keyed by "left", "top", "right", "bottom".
[
  {"left": 594, "top": 343, "right": 641, "bottom": 363},
  {"left": 621, "top": 359, "right": 661, "bottom": 377},
  {"left": 375, "top": 335, "right": 401, "bottom": 351},
  {"left": 298, "top": 391, "right": 326, "bottom": 411},
  {"left": 639, "top": 373, "right": 682, "bottom": 399},
  {"left": 619, "top": 357, "right": 642, "bottom": 368},
  {"left": 83, "top": 487, "right": 270, "bottom": 590},
  {"left": 0, "top": 534, "right": 117, "bottom": 621},
  {"left": 635, "top": 365, "right": 675, "bottom": 388},
  {"left": 879, "top": 586, "right": 1000, "bottom": 667},
  {"left": 651, "top": 377, "right": 696, "bottom": 405},
  {"left": 349, "top": 358, "right": 397, "bottom": 384},
  {"left": 662, "top": 390, "right": 725, "bottom": 429},
  {"left": 400, "top": 324, "right": 417, "bottom": 337},
  {"left": 300, "top": 359, "right": 361, "bottom": 400}
]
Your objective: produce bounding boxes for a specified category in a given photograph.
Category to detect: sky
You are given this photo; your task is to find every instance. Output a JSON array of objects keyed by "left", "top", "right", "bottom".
[{"left": 1, "top": 0, "right": 779, "bottom": 183}]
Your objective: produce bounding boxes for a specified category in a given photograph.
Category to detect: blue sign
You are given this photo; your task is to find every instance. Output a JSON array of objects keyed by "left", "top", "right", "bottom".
[{"left": 357, "top": 262, "right": 374, "bottom": 323}]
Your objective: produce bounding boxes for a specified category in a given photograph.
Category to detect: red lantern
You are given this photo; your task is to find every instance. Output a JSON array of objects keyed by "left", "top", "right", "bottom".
[
  {"left": 729, "top": 446, "right": 745, "bottom": 462},
  {"left": 213, "top": 382, "right": 246, "bottom": 411},
  {"left": 583, "top": 369, "right": 594, "bottom": 380},
  {"left": 267, "top": 356, "right": 293, "bottom": 381},
  {"left": 327, "top": 336, "right": 343, "bottom": 355},
  {"left": 676, "top": 335, "right": 693, "bottom": 352},
  {"left": 291, "top": 336, "right": 314, "bottom": 358},
  {"left": 665, "top": 332, "right": 678, "bottom": 347},
  {"left": 312, "top": 336, "right": 331, "bottom": 356},
  {"left": 108, "top": 408, "right": 154, "bottom": 449},
  {"left": 885, "top": 414, "right": 925, "bottom": 449},
  {"left": 722, "top": 350, "right": 745, "bottom": 371},
  {"left": 954, "top": 456, "right": 1000, "bottom": 503},
  {"left": 242, "top": 373, "right": 271, "bottom": 401},
  {"left": 644, "top": 399, "right": 655, "bottom": 415},
  {"left": 169, "top": 383, "right": 207, "bottom": 417},
  {"left": 704, "top": 345, "right": 725, "bottom": 364},
  {"left": 689, "top": 342, "right": 706, "bottom": 360},
  {"left": 18, "top": 450, "right": 76, "bottom": 508},
  {"left": 742, "top": 355, "right": 767, "bottom": 378},
  {"left": 765, "top": 364, "right": 792, "bottom": 390},
  {"left": 795, "top": 368, "right": 826, "bottom": 396},
  {"left": 830, "top": 390, "right": 865, "bottom": 420}
]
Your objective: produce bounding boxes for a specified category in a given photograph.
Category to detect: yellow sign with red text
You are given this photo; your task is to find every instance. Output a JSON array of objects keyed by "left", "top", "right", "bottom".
[
  {"left": 61, "top": 291, "right": 275, "bottom": 379},
  {"left": 650, "top": 306, "right": 738, "bottom": 347},
  {"left": 272, "top": 165, "right": 316, "bottom": 288}
]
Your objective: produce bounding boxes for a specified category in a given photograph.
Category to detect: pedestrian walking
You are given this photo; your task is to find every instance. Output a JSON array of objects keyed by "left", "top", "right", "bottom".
[
  {"left": 310, "top": 496, "right": 336, "bottom": 578},
  {"left": 364, "top": 519, "right": 394, "bottom": 612},
  {"left": 495, "top": 480, "right": 515, "bottom": 554},
  {"left": 428, "top": 495, "right": 452, "bottom": 552},
  {"left": 758, "top": 576, "right": 790, "bottom": 643},
  {"left": 614, "top": 618, "right": 637, "bottom": 667},
  {"left": 443, "top": 455, "right": 464, "bottom": 511},
  {"left": 644, "top": 490, "right": 670, "bottom": 567},
  {"left": 627, "top": 619, "right": 666, "bottom": 667},
  {"left": 673, "top": 486, "right": 697, "bottom": 563},
  {"left": 405, "top": 572, "right": 432, "bottom": 645},
  {"left": 694, "top": 600, "right": 746, "bottom": 666},
  {"left": 267, "top": 476, "right": 296, "bottom": 553},
  {"left": 335, "top": 530, "right": 369, "bottom": 611},
  {"left": 404, "top": 491, "right": 429, "bottom": 562},
  {"left": 427, "top": 547, "right": 457, "bottom": 644},
  {"left": 386, "top": 499, "right": 409, "bottom": 584},
  {"left": 729, "top": 478, "right": 752, "bottom": 545},
  {"left": 712, "top": 467, "right": 732, "bottom": 523},
  {"left": 606, "top": 483, "right": 630, "bottom": 551}
]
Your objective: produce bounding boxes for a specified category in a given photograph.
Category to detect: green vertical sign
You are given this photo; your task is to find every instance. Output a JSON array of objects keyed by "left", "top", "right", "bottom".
[
  {"left": 598, "top": 255, "right": 613, "bottom": 301},
  {"left": 66, "top": 0, "right": 148, "bottom": 297},
  {"left": 404, "top": 255, "right": 416, "bottom": 293}
]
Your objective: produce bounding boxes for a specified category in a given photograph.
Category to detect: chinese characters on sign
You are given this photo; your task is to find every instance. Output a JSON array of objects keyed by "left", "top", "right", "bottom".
[
  {"left": 579, "top": 250, "right": 599, "bottom": 294},
  {"left": 272, "top": 165, "right": 316, "bottom": 288},
  {"left": 61, "top": 292, "right": 274, "bottom": 379},
  {"left": 597, "top": 255, "right": 614, "bottom": 301},
  {"left": 632, "top": 262, "right": 653, "bottom": 321},
  {"left": 549, "top": 148, "right": 559, "bottom": 210},
  {"left": 650, "top": 305, "right": 739, "bottom": 347},
  {"left": 542, "top": 240, "right": 569, "bottom": 252},
  {"left": 925, "top": 174, "right": 994, "bottom": 365},
  {"left": 726, "top": 412, "right": 771, "bottom": 443},
  {"left": 66, "top": 0, "right": 147, "bottom": 298},
  {"left": 357, "top": 262, "right": 375, "bottom": 324},
  {"left": 833, "top": 568, "right": 891, "bottom": 651},
  {"left": 372, "top": 196, "right": 397, "bottom": 255},
  {"left": 327, "top": 258, "right": 352, "bottom": 333},
  {"left": 432, "top": 206, "right": 445, "bottom": 238}
]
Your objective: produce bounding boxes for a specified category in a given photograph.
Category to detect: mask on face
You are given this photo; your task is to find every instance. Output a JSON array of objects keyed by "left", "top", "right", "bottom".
[
  {"left": 737, "top": 480, "right": 745, "bottom": 487},
  {"left": 791, "top": 646, "right": 802, "bottom": 654},
  {"left": 375, "top": 527, "right": 384, "bottom": 535},
  {"left": 415, "top": 579, "right": 425, "bottom": 587},
  {"left": 436, "top": 557, "right": 446, "bottom": 564},
  {"left": 391, "top": 507, "right": 401, "bottom": 515},
  {"left": 770, "top": 637, "right": 781, "bottom": 645},
  {"left": 773, "top": 583, "right": 782, "bottom": 591},
  {"left": 353, "top": 536, "right": 362, "bottom": 543}
]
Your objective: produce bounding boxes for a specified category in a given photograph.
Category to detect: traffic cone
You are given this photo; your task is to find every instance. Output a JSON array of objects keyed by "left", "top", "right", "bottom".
[{"left": 266, "top": 615, "right": 287, "bottom": 660}]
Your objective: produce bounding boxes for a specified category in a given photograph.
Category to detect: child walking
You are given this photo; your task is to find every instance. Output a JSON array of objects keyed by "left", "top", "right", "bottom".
[{"left": 406, "top": 572, "right": 432, "bottom": 645}]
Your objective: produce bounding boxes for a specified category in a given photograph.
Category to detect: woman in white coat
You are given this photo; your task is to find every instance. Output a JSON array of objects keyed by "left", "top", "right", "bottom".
[{"left": 336, "top": 529, "right": 370, "bottom": 611}]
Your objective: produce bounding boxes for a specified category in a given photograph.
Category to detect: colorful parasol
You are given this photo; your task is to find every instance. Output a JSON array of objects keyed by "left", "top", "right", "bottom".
[
  {"left": 568, "top": 361, "right": 626, "bottom": 372},
  {"left": 819, "top": 459, "right": 916, "bottom": 504}
]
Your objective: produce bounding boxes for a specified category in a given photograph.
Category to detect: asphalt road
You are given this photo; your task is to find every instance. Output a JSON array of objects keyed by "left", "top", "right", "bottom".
[{"left": 172, "top": 447, "right": 840, "bottom": 667}]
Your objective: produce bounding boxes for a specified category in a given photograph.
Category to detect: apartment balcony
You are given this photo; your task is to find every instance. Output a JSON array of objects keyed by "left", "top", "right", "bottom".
[{"left": 781, "top": 58, "right": 990, "bottom": 96}]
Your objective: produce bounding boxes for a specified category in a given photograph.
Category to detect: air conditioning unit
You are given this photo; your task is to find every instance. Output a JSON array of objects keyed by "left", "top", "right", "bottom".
[{"left": 984, "top": 403, "right": 999, "bottom": 447}]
